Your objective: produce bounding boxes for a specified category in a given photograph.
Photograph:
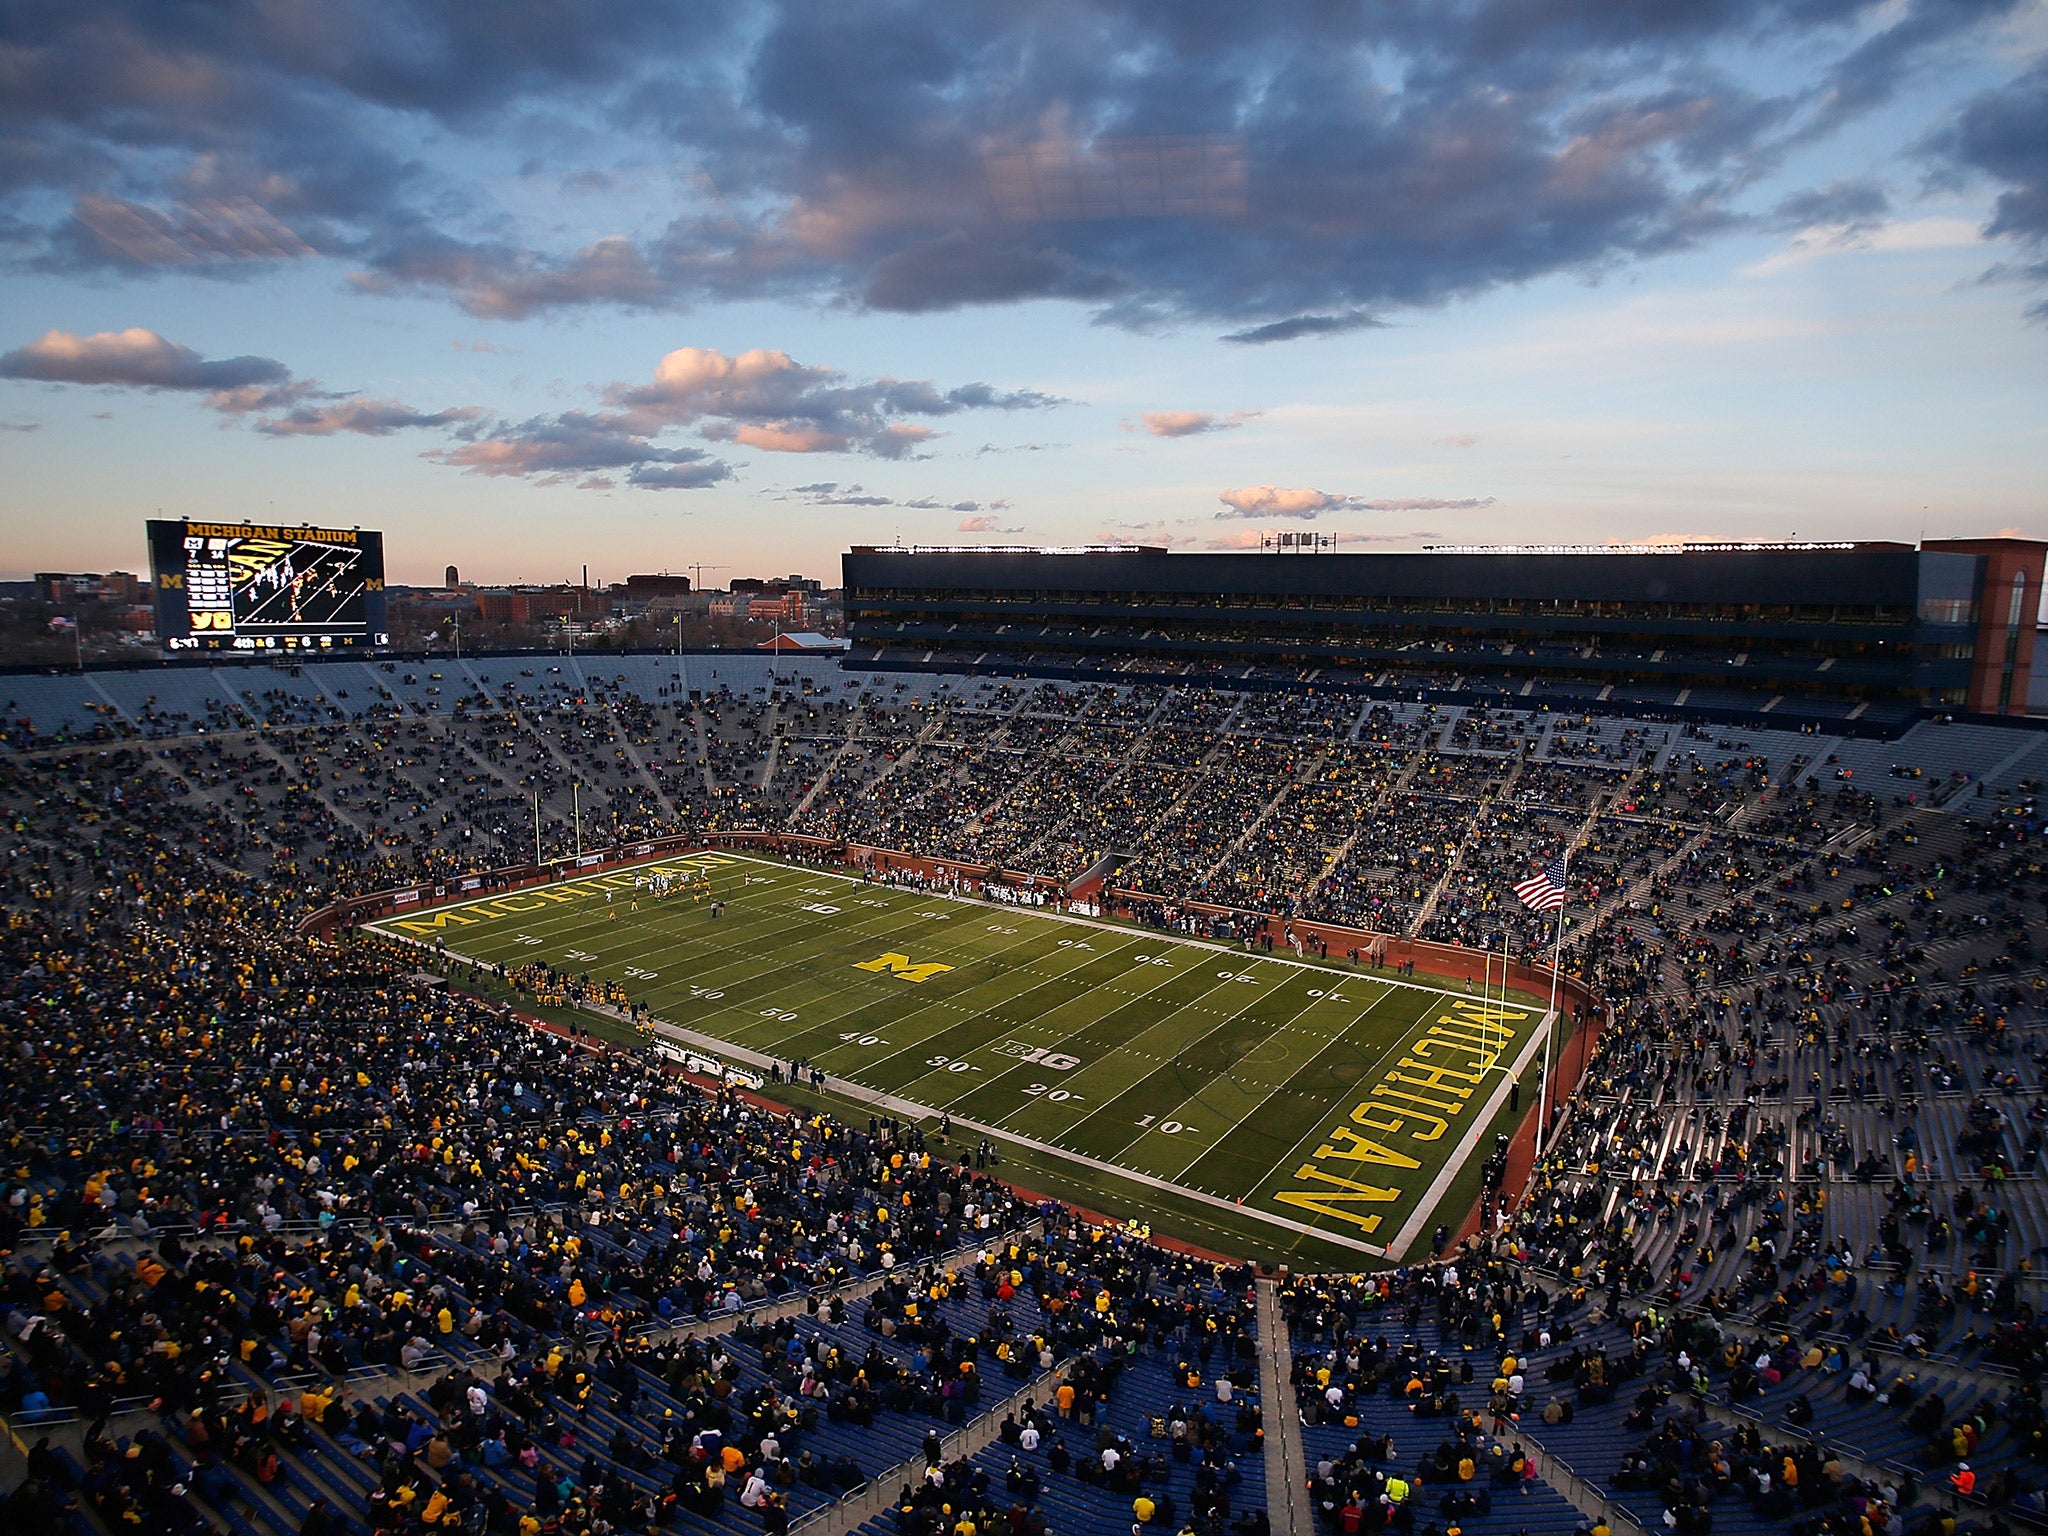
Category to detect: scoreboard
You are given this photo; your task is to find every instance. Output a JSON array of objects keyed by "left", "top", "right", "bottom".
[{"left": 147, "top": 520, "right": 387, "bottom": 652}]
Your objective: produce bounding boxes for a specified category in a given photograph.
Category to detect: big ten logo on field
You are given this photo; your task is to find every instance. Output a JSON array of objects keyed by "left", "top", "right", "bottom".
[
  {"left": 996, "top": 1040, "right": 1080, "bottom": 1070},
  {"left": 1269, "top": 998, "right": 1533, "bottom": 1236},
  {"left": 852, "top": 952, "right": 955, "bottom": 984}
]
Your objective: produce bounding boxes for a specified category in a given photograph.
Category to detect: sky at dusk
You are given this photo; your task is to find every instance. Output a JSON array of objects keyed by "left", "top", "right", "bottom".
[{"left": 2, "top": 0, "right": 2046, "bottom": 587}]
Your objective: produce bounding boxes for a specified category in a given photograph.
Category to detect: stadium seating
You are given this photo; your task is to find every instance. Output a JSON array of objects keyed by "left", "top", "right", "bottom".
[{"left": 6, "top": 653, "right": 2048, "bottom": 1534}]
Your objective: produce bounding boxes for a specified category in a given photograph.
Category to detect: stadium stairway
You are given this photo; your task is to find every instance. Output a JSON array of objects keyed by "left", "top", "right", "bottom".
[{"left": 1254, "top": 1279, "right": 1316, "bottom": 1536}]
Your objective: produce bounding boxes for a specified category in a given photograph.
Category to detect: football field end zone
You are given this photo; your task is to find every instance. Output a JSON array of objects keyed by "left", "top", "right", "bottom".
[
  {"left": 362, "top": 850, "right": 1558, "bottom": 1260},
  {"left": 634, "top": 988, "right": 1544, "bottom": 1265}
]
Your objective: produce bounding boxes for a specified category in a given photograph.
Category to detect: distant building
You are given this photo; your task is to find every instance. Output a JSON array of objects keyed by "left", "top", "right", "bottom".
[
  {"left": 477, "top": 585, "right": 606, "bottom": 625},
  {"left": 477, "top": 589, "right": 533, "bottom": 624},
  {"left": 625, "top": 573, "right": 693, "bottom": 597},
  {"left": 445, "top": 564, "right": 460, "bottom": 588},
  {"left": 759, "top": 631, "right": 850, "bottom": 652},
  {"left": 712, "top": 591, "right": 809, "bottom": 625},
  {"left": 33, "top": 571, "right": 141, "bottom": 604}
]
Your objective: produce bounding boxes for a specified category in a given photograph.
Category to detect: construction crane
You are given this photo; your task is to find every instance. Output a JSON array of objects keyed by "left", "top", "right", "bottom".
[{"left": 687, "top": 563, "right": 728, "bottom": 590}]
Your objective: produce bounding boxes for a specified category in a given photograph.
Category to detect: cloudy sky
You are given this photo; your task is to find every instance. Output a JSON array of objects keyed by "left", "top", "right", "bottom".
[{"left": 2, "top": 0, "right": 2045, "bottom": 586}]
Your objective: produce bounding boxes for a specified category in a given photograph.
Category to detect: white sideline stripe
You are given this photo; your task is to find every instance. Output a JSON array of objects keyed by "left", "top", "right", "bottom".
[{"left": 1385, "top": 1005, "right": 1554, "bottom": 1259}]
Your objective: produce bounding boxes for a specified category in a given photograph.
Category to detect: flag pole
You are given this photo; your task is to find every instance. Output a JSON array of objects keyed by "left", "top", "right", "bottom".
[
  {"left": 1481, "top": 930, "right": 1490, "bottom": 1061},
  {"left": 1535, "top": 846, "right": 1569, "bottom": 1159},
  {"left": 1488, "top": 929, "right": 1500, "bottom": 1068}
]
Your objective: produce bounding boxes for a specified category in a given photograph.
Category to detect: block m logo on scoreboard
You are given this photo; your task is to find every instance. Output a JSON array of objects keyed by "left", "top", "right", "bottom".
[{"left": 853, "top": 952, "right": 955, "bottom": 984}]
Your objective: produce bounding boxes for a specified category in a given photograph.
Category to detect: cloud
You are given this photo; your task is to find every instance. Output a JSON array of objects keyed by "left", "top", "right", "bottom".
[
  {"left": 69, "top": 193, "right": 313, "bottom": 268},
  {"left": 424, "top": 410, "right": 731, "bottom": 490},
  {"left": 1800, "top": 0, "right": 2019, "bottom": 144},
  {"left": 1769, "top": 180, "right": 1891, "bottom": 234},
  {"left": 363, "top": 341, "right": 1058, "bottom": 493},
  {"left": 256, "top": 399, "right": 482, "bottom": 437},
  {"left": 1216, "top": 485, "right": 1352, "bottom": 520},
  {"left": 1435, "top": 434, "right": 1479, "bottom": 448},
  {"left": 1352, "top": 496, "right": 1495, "bottom": 512},
  {"left": 1220, "top": 313, "right": 1385, "bottom": 345},
  {"left": 609, "top": 345, "right": 1056, "bottom": 459},
  {"left": 1099, "top": 519, "right": 1197, "bottom": 548},
  {"left": 4, "top": 2, "right": 2002, "bottom": 333},
  {"left": 779, "top": 481, "right": 895, "bottom": 506},
  {"left": 774, "top": 482, "right": 1009, "bottom": 512},
  {"left": 985, "top": 134, "right": 1248, "bottom": 221},
  {"left": 351, "top": 233, "right": 674, "bottom": 319},
  {"left": 1928, "top": 59, "right": 2048, "bottom": 312},
  {"left": 957, "top": 513, "right": 1023, "bottom": 533},
  {"left": 0, "top": 327, "right": 290, "bottom": 393},
  {"left": 1217, "top": 485, "right": 1494, "bottom": 519},
  {"left": 1132, "top": 409, "right": 1258, "bottom": 438},
  {"left": 1746, "top": 214, "right": 1982, "bottom": 275},
  {"left": 0, "top": 327, "right": 496, "bottom": 450},
  {"left": 627, "top": 461, "right": 733, "bottom": 490}
]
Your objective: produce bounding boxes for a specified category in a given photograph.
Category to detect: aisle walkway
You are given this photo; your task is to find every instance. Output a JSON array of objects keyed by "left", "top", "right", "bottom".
[{"left": 1256, "top": 1278, "right": 1315, "bottom": 1536}]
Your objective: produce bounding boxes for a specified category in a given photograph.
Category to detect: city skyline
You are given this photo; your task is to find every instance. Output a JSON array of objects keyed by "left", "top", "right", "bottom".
[{"left": 3, "top": 0, "right": 2046, "bottom": 586}]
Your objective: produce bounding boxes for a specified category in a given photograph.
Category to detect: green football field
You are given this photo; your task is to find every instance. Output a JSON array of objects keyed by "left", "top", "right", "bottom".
[{"left": 367, "top": 851, "right": 1552, "bottom": 1265}]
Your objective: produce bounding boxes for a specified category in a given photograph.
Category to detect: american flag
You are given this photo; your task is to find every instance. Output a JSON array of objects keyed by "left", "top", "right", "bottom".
[{"left": 1513, "top": 855, "right": 1570, "bottom": 912}]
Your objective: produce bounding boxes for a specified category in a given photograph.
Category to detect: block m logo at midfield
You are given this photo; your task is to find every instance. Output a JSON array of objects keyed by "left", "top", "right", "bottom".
[{"left": 853, "top": 952, "right": 955, "bottom": 984}]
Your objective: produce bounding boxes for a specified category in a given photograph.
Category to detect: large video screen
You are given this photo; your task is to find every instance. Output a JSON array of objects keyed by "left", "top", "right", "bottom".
[{"left": 147, "top": 520, "right": 387, "bottom": 652}]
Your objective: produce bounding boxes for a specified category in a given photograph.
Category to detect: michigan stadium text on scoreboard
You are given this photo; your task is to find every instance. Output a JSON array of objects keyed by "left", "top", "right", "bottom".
[{"left": 146, "top": 518, "right": 388, "bottom": 653}]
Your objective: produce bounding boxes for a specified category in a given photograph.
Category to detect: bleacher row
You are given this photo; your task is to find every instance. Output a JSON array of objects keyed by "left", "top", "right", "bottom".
[
  {"left": 5, "top": 656, "right": 2041, "bottom": 795},
  {"left": 4, "top": 1187, "right": 1272, "bottom": 1536}
]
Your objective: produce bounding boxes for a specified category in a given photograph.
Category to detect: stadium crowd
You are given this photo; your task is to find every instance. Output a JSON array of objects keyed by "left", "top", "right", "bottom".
[{"left": 3, "top": 658, "right": 2047, "bottom": 1535}]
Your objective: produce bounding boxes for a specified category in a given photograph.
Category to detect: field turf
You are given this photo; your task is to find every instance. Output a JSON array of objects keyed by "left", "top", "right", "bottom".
[{"left": 368, "top": 851, "right": 1550, "bottom": 1265}]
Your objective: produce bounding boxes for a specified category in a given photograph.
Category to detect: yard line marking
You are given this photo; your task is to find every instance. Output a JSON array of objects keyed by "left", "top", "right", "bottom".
[
  {"left": 915, "top": 943, "right": 1258, "bottom": 1124},
  {"left": 1050, "top": 956, "right": 1326, "bottom": 1161},
  {"left": 1156, "top": 977, "right": 1399, "bottom": 1183},
  {"left": 1201, "top": 984, "right": 1432, "bottom": 1202}
]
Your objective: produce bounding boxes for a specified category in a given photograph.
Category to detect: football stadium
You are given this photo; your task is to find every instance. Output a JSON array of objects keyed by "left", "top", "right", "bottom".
[
  {"left": 13, "top": 0, "right": 2048, "bottom": 1527},
  {"left": 7, "top": 528, "right": 2048, "bottom": 1536}
]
